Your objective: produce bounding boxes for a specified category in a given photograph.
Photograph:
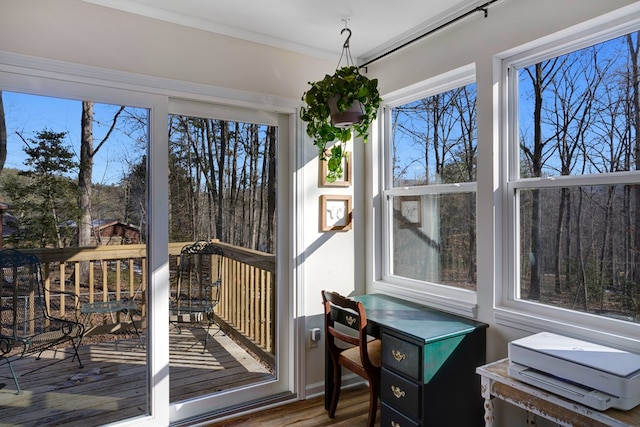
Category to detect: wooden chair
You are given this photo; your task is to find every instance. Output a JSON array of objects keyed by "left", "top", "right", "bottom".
[
  {"left": 0, "top": 249, "right": 85, "bottom": 394},
  {"left": 322, "top": 290, "right": 381, "bottom": 427},
  {"left": 169, "top": 241, "right": 224, "bottom": 352}
]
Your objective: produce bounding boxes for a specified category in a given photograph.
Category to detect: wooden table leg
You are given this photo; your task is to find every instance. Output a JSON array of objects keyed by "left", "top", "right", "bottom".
[{"left": 480, "top": 375, "right": 494, "bottom": 427}]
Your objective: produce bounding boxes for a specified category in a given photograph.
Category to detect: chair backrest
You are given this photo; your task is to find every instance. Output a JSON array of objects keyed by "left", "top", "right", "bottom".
[
  {"left": 321, "top": 290, "right": 377, "bottom": 372},
  {"left": 175, "top": 241, "right": 224, "bottom": 304},
  {"left": 0, "top": 249, "right": 47, "bottom": 338}
]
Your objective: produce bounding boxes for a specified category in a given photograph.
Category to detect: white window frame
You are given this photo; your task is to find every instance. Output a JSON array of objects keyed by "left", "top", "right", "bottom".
[
  {"left": 496, "top": 4, "right": 640, "bottom": 351},
  {"left": 372, "top": 64, "right": 479, "bottom": 319},
  {"left": 166, "top": 99, "right": 293, "bottom": 421},
  {"left": 0, "top": 52, "right": 170, "bottom": 426},
  {"left": 0, "top": 49, "right": 298, "bottom": 426}
]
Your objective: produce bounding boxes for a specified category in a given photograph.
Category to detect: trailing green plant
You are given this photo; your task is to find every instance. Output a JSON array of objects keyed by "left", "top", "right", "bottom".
[{"left": 300, "top": 65, "right": 382, "bottom": 182}]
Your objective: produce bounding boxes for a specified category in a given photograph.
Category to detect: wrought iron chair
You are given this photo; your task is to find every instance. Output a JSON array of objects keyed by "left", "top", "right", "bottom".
[
  {"left": 0, "top": 249, "right": 85, "bottom": 394},
  {"left": 169, "top": 241, "right": 224, "bottom": 352},
  {"left": 322, "top": 290, "right": 381, "bottom": 427}
]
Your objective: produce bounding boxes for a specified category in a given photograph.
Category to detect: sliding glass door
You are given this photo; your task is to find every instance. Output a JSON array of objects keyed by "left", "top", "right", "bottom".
[{"left": 167, "top": 100, "right": 291, "bottom": 422}]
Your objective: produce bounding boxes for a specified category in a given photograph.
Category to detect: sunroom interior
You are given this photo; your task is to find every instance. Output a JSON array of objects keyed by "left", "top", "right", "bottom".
[{"left": 2, "top": 0, "right": 640, "bottom": 426}]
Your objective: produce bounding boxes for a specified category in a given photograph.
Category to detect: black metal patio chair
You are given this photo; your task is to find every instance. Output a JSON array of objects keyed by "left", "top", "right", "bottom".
[
  {"left": 169, "top": 241, "right": 224, "bottom": 352},
  {"left": 0, "top": 249, "right": 85, "bottom": 394}
]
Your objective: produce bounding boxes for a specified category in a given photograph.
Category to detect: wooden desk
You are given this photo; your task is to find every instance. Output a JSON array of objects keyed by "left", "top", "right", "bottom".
[
  {"left": 476, "top": 359, "right": 640, "bottom": 427},
  {"left": 325, "top": 293, "right": 488, "bottom": 426}
]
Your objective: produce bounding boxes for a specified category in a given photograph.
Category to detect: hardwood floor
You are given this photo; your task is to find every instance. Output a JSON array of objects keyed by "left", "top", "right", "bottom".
[{"left": 201, "top": 386, "right": 379, "bottom": 427}]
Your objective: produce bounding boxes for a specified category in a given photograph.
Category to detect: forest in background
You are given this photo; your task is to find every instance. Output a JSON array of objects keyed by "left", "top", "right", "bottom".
[{"left": 0, "top": 95, "right": 277, "bottom": 254}]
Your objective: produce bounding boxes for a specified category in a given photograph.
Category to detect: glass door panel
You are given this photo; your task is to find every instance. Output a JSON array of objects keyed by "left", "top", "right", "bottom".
[
  {"left": 167, "top": 110, "right": 279, "bottom": 413},
  {"left": 0, "top": 91, "right": 149, "bottom": 425}
]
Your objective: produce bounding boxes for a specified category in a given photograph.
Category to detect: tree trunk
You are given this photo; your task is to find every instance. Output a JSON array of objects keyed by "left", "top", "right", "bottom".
[
  {"left": 77, "top": 102, "right": 94, "bottom": 282},
  {"left": 265, "top": 126, "right": 277, "bottom": 253},
  {"left": 528, "top": 63, "right": 544, "bottom": 300},
  {"left": 0, "top": 91, "right": 6, "bottom": 173},
  {"left": 216, "top": 122, "right": 227, "bottom": 241},
  {"left": 79, "top": 101, "right": 94, "bottom": 248},
  {"left": 554, "top": 188, "right": 566, "bottom": 294},
  {"left": 627, "top": 33, "right": 640, "bottom": 282}
]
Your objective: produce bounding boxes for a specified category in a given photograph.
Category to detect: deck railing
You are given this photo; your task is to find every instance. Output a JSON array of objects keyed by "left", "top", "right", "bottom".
[{"left": 19, "top": 242, "right": 276, "bottom": 365}]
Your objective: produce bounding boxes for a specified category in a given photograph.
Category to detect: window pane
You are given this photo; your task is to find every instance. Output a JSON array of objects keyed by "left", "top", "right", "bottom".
[
  {"left": 518, "top": 34, "right": 633, "bottom": 178},
  {"left": 168, "top": 116, "right": 277, "bottom": 251},
  {"left": 388, "top": 81, "right": 477, "bottom": 291},
  {"left": 391, "top": 84, "right": 477, "bottom": 186},
  {"left": 518, "top": 185, "right": 639, "bottom": 322},
  {"left": 514, "top": 29, "right": 640, "bottom": 325},
  {"left": 391, "top": 193, "right": 476, "bottom": 290},
  {"left": 167, "top": 114, "right": 277, "bottom": 403},
  {"left": 0, "top": 91, "right": 149, "bottom": 424}
]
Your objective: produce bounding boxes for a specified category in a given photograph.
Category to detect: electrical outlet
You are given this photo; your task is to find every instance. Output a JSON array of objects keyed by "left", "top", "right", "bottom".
[{"left": 309, "top": 328, "right": 321, "bottom": 348}]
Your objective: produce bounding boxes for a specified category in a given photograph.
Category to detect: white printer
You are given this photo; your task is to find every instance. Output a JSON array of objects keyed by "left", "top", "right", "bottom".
[{"left": 508, "top": 332, "right": 640, "bottom": 411}]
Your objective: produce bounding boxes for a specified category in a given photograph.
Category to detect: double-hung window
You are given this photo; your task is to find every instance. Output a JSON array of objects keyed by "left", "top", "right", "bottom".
[
  {"left": 380, "top": 65, "right": 478, "bottom": 314},
  {"left": 502, "top": 15, "right": 640, "bottom": 343}
]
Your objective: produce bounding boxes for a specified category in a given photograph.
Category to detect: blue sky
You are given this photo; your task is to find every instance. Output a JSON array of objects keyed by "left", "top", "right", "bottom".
[{"left": 2, "top": 91, "right": 147, "bottom": 185}]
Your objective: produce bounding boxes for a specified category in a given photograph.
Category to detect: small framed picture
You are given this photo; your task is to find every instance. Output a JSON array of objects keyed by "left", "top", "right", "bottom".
[
  {"left": 320, "top": 195, "right": 352, "bottom": 231},
  {"left": 398, "top": 196, "right": 421, "bottom": 228},
  {"left": 319, "top": 151, "right": 352, "bottom": 187}
]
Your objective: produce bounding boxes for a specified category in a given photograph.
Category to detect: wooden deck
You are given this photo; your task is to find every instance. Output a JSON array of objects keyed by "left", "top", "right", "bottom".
[{"left": 0, "top": 327, "right": 274, "bottom": 426}]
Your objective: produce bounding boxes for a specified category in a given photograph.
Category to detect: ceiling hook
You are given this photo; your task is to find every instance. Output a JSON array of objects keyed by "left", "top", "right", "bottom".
[{"left": 341, "top": 27, "right": 352, "bottom": 49}]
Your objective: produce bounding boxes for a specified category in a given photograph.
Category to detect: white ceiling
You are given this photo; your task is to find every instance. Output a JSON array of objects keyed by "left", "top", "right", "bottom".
[{"left": 82, "top": 0, "right": 492, "bottom": 63}]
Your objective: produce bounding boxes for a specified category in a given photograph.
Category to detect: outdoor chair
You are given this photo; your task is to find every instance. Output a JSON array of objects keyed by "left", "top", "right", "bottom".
[
  {"left": 170, "top": 240, "right": 224, "bottom": 352},
  {"left": 322, "top": 290, "right": 381, "bottom": 427},
  {"left": 0, "top": 249, "right": 85, "bottom": 394}
]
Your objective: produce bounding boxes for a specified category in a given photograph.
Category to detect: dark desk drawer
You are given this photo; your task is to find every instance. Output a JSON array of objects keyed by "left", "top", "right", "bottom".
[
  {"left": 381, "top": 402, "right": 420, "bottom": 427},
  {"left": 382, "top": 332, "right": 421, "bottom": 380},
  {"left": 381, "top": 367, "right": 421, "bottom": 420}
]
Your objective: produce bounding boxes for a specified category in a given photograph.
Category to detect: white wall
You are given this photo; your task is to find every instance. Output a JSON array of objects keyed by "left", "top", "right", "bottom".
[
  {"left": 2, "top": 0, "right": 639, "bottom": 425},
  {"left": 361, "top": 0, "right": 639, "bottom": 425},
  {"left": 0, "top": 0, "right": 336, "bottom": 99}
]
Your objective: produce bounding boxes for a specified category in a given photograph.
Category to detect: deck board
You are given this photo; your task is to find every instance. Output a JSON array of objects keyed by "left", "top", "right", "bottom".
[{"left": 0, "top": 327, "right": 273, "bottom": 426}]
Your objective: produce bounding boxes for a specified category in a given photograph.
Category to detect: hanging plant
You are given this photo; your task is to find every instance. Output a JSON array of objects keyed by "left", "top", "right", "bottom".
[{"left": 299, "top": 28, "right": 382, "bottom": 183}]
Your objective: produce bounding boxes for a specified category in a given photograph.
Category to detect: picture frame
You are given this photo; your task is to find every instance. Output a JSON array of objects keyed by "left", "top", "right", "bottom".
[
  {"left": 319, "top": 151, "right": 352, "bottom": 187},
  {"left": 398, "top": 196, "right": 421, "bottom": 228},
  {"left": 320, "top": 195, "right": 352, "bottom": 231}
]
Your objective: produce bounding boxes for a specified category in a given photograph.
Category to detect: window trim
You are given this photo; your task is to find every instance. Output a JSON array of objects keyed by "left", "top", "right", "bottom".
[
  {"left": 0, "top": 53, "right": 170, "bottom": 426},
  {"left": 374, "top": 63, "right": 479, "bottom": 319},
  {"left": 496, "top": 4, "right": 640, "bottom": 351}
]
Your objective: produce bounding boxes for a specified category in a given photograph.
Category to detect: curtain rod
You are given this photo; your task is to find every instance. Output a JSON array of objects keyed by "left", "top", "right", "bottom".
[{"left": 359, "top": 0, "right": 500, "bottom": 70}]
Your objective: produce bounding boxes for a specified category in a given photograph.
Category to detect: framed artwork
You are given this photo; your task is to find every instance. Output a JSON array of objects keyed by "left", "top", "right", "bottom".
[
  {"left": 320, "top": 195, "right": 352, "bottom": 231},
  {"left": 399, "top": 196, "right": 421, "bottom": 228},
  {"left": 319, "top": 151, "right": 352, "bottom": 187}
]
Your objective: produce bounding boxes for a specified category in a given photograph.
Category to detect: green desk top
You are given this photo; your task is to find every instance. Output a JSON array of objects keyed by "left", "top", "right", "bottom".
[{"left": 353, "top": 293, "right": 487, "bottom": 344}]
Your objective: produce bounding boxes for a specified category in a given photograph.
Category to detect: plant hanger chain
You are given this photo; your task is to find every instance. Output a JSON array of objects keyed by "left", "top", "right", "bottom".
[{"left": 336, "top": 19, "right": 357, "bottom": 71}]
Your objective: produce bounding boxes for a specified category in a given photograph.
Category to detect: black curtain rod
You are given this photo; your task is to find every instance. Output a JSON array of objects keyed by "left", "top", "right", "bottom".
[{"left": 359, "top": 0, "right": 500, "bottom": 70}]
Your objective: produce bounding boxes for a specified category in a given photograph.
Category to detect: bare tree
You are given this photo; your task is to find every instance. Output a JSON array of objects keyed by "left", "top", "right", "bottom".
[
  {"left": 78, "top": 101, "right": 125, "bottom": 249},
  {"left": 546, "top": 47, "right": 607, "bottom": 303},
  {"left": 77, "top": 101, "right": 125, "bottom": 284},
  {"left": 627, "top": 32, "right": 640, "bottom": 284},
  {"left": 521, "top": 58, "right": 563, "bottom": 300}
]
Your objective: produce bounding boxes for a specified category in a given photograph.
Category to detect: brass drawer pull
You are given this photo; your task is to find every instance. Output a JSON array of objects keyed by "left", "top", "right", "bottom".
[
  {"left": 392, "top": 349, "right": 406, "bottom": 362},
  {"left": 345, "top": 315, "right": 356, "bottom": 326},
  {"left": 391, "top": 422, "right": 400, "bottom": 427},
  {"left": 391, "top": 385, "right": 406, "bottom": 399}
]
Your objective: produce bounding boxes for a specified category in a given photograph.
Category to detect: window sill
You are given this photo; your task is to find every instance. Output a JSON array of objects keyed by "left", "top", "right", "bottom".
[
  {"left": 370, "top": 280, "right": 478, "bottom": 319},
  {"left": 495, "top": 305, "right": 640, "bottom": 353}
]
